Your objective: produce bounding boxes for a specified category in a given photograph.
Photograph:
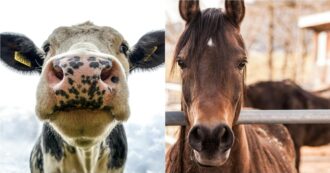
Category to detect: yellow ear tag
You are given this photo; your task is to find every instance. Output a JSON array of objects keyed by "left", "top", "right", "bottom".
[
  {"left": 143, "top": 46, "right": 158, "bottom": 62},
  {"left": 14, "top": 51, "right": 32, "bottom": 67}
]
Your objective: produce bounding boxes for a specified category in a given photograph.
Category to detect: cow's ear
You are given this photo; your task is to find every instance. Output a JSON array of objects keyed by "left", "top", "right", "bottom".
[
  {"left": 128, "top": 30, "right": 164, "bottom": 72},
  {"left": 0, "top": 32, "right": 44, "bottom": 73}
]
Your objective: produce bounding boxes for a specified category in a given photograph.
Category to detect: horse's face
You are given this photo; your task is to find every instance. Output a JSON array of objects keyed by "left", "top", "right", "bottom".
[{"left": 175, "top": 0, "right": 246, "bottom": 167}]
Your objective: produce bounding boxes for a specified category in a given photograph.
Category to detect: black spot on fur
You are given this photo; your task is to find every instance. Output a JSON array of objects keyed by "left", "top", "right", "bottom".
[
  {"left": 88, "top": 56, "right": 96, "bottom": 61},
  {"left": 68, "top": 87, "right": 79, "bottom": 95},
  {"left": 92, "top": 75, "right": 100, "bottom": 80},
  {"left": 55, "top": 90, "right": 69, "bottom": 99},
  {"left": 73, "top": 56, "right": 80, "bottom": 61},
  {"left": 98, "top": 143, "right": 105, "bottom": 161},
  {"left": 67, "top": 68, "right": 74, "bottom": 75},
  {"left": 53, "top": 93, "right": 106, "bottom": 111},
  {"left": 30, "top": 138, "right": 44, "bottom": 173},
  {"left": 103, "top": 106, "right": 112, "bottom": 111},
  {"left": 99, "top": 60, "right": 112, "bottom": 67},
  {"left": 42, "top": 124, "right": 64, "bottom": 161},
  {"left": 81, "top": 75, "right": 92, "bottom": 85},
  {"left": 88, "top": 81, "right": 98, "bottom": 98},
  {"left": 69, "top": 61, "right": 84, "bottom": 69},
  {"left": 68, "top": 78, "right": 74, "bottom": 85},
  {"left": 107, "top": 124, "right": 127, "bottom": 169},
  {"left": 89, "top": 62, "right": 100, "bottom": 68}
]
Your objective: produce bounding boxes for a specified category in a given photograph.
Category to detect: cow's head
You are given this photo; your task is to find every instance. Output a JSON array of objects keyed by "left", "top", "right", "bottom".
[{"left": 0, "top": 22, "right": 164, "bottom": 147}]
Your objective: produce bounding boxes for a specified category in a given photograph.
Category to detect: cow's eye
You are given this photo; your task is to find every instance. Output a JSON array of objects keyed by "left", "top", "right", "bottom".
[
  {"left": 43, "top": 43, "right": 50, "bottom": 54},
  {"left": 119, "top": 43, "right": 129, "bottom": 56}
]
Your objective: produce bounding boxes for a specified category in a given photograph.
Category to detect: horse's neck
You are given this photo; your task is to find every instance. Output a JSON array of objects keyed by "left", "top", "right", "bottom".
[
  {"left": 181, "top": 125, "right": 251, "bottom": 173},
  {"left": 230, "top": 125, "right": 251, "bottom": 172}
]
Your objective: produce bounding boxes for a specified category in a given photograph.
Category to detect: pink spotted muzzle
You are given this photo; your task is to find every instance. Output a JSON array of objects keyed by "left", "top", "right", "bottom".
[{"left": 44, "top": 52, "right": 125, "bottom": 112}]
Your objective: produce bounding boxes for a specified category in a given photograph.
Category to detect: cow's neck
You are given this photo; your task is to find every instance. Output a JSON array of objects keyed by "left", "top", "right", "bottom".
[
  {"left": 43, "top": 123, "right": 109, "bottom": 173},
  {"left": 60, "top": 140, "right": 112, "bottom": 173},
  {"left": 70, "top": 143, "right": 102, "bottom": 173},
  {"left": 183, "top": 125, "right": 251, "bottom": 173}
]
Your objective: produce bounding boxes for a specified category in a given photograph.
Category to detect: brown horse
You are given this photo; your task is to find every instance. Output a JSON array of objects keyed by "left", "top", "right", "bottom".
[
  {"left": 166, "top": 0, "right": 297, "bottom": 173},
  {"left": 246, "top": 80, "right": 330, "bottom": 172}
]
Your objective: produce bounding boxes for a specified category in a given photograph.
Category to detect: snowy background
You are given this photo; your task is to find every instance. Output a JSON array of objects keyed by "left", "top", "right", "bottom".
[{"left": 0, "top": 0, "right": 164, "bottom": 172}]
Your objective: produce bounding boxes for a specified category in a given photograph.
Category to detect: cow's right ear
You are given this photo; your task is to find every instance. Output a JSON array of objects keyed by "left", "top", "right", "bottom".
[{"left": 0, "top": 32, "right": 44, "bottom": 73}]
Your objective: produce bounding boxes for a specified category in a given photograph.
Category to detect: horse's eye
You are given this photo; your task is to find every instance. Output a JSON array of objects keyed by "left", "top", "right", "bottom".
[
  {"left": 43, "top": 43, "right": 50, "bottom": 54},
  {"left": 120, "top": 43, "right": 129, "bottom": 56},
  {"left": 177, "top": 59, "right": 187, "bottom": 69},
  {"left": 237, "top": 60, "right": 247, "bottom": 70}
]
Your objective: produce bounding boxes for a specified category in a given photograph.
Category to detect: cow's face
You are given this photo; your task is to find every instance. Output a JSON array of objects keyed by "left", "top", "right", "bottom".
[{"left": 0, "top": 22, "right": 164, "bottom": 147}]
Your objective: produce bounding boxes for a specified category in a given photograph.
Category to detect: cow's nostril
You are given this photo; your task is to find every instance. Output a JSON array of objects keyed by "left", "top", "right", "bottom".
[
  {"left": 101, "top": 67, "right": 112, "bottom": 81},
  {"left": 52, "top": 65, "right": 64, "bottom": 80}
]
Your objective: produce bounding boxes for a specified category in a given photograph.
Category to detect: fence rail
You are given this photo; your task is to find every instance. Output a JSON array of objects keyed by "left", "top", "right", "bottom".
[{"left": 166, "top": 110, "right": 330, "bottom": 126}]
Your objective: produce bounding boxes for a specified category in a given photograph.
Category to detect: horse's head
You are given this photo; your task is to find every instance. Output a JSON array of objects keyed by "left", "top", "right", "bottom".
[{"left": 173, "top": 0, "right": 246, "bottom": 167}]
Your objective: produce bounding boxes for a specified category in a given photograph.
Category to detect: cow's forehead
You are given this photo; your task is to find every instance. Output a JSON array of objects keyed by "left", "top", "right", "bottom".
[{"left": 47, "top": 22, "right": 125, "bottom": 47}]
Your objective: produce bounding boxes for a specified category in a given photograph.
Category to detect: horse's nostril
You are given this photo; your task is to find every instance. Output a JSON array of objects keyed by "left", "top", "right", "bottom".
[
  {"left": 219, "top": 127, "right": 226, "bottom": 137},
  {"left": 101, "top": 67, "right": 112, "bottom": 81},
  {"left": 218, "top": 126, "right": 234, "bottom": 150},
  {"left": 189, "top": 126, "right": 204, "bottom": 152},
  {"left": 52, "top": 65, "right": 64, "bottom": 80}
]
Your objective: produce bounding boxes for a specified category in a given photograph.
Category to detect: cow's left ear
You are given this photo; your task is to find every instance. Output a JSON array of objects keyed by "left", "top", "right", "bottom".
[
  {"left": 0, "top": 32, "right": 44, "bottom": 73},
  {"left": 128, "top": 30, "right": 164, "bottom": 72}
]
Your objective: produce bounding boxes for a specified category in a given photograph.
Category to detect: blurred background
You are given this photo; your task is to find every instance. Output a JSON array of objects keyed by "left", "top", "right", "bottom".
[
  {"left": 0, "top": 0, "right": 164, "bottom": 172},
  {"left": 166, "top": 0, "right": 330, "bottom": 173}
]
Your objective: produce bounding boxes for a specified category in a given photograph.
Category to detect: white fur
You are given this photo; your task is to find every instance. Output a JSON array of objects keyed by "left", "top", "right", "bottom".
[{"left": 207, "top": 38, "right": 214, "bottom": 47}]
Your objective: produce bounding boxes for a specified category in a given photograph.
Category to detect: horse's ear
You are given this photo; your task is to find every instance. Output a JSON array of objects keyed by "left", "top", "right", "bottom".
[
  {"left": 179, "top": 0, "right": 200, "bottom": 23},
  {"left": 225, "top": 0, "right": 245, "bottom": 26},
  {"left": 0, "top": 32, "right": 44, "bottom": 73}
]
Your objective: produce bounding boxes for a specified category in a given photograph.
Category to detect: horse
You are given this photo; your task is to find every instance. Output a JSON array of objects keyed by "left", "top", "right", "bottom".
[
  {"left": 166, "top": 0, "right": 297, "bottom": 172},
  {"left": 246, "top": 80, "right": 330, "bottom": 172},
  {"left": 166, "top": 0, "right": 296, "bottom": 173}
]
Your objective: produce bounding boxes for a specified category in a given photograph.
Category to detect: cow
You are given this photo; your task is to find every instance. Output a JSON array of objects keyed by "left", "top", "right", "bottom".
[{"left": 0, "top": 21, "right": 164, "bottom": 173}]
